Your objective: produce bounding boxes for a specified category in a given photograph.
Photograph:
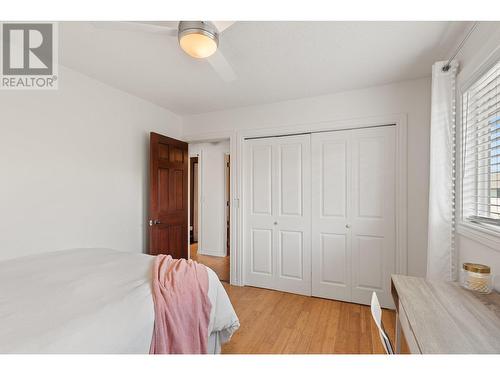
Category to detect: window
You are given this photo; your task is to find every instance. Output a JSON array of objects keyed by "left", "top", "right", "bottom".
[{"left": 461, "top": 60, "right": 500, "bottom": 230}]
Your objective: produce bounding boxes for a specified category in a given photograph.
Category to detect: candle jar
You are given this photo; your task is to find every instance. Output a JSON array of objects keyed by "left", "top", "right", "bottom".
[{"left": 460, "top": 263, "right": 493, "bottom": 294}]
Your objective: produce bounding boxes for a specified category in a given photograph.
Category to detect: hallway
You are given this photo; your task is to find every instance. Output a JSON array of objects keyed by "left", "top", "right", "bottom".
[{"left": 190, "top": 243, "right": 230, "bottom": 282}]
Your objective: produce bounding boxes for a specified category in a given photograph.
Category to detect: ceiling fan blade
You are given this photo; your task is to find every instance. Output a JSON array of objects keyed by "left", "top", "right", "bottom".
[
  {"left": 206, "top": 50, "right": 236, "bottom": 82},
  {"left": 136, "top": 21, "right": 179, "bottom": 29},
  {"left": 212, "top": 21, "right": 236, "bottom": 33},
  {"left": 91, "top": 21, "right": 177, "bottom": 36}
]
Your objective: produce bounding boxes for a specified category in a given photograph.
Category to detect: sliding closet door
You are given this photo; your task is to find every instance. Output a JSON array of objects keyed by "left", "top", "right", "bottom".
[
  {"left": 312, "top": 126, "right": 396, "bottom": 307},
  {"left": 274, "top": 135, "right": 311, "bottom": 295},
  {"left": 244, "top": 127, "right": 395, "bottom": 305},
  {"left": 350, "top": 126, "right": 396, "bottom": 307},
  {"left": 244, "top": 138, "right": 275, "bottom": 289},
  {"left": 311, "top": 130, "right": 352, "bottom": 302},
  {"left": 244, "top": 134, "right": 311, "bottom": 296}
]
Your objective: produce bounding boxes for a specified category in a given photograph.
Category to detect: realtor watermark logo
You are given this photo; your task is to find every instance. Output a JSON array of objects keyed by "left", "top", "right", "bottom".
[{"left": 0, "top": 22, "right": 58, "bottom": 89}]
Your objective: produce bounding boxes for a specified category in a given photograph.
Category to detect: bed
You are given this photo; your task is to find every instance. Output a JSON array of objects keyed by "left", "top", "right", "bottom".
[{"left": 0, "top": 248, "right": 239, "bottom": 354}]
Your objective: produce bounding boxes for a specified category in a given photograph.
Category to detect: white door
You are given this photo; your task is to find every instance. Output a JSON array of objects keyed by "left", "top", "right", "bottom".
[
  {"left": 350, "top": 127, "right": 396, "bottom": 307},
  {"left": 311, "top": 130, "right": 352, "bottom": 302},
  {"left": 244, "top": 134, "right": 311, "bottom": 296},
  {"left": 312, "top": 126, "right": 396, "bottom": 307}
]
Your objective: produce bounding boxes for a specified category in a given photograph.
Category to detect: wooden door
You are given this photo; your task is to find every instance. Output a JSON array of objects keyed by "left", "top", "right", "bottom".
[
  {"left": 149, "top": 132, "right": 188, "bottom": 259},
  {"left": 244, "top": 134, "right": 311, "bottom": 296}
]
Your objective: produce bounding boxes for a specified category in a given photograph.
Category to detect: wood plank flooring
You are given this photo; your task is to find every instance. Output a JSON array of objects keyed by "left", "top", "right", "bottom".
[
  {"left": 190, "top": 243, "right": 230, "bottom": 282},
  {"left": 221, "top": 283, "right": 409, "bottom": 354},
  {"left": 189, "top": 243, "right": 408, "bottom": 353}
]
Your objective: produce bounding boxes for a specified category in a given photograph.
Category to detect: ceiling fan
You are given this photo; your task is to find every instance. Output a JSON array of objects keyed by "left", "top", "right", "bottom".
[{"left": 91, "top": 21, "right": 237, "bottom": 81}]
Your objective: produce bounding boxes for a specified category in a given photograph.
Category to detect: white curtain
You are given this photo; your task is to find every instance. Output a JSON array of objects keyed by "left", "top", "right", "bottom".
[{"left": 427, "top": 60, "right": 459, "bottom": 281}]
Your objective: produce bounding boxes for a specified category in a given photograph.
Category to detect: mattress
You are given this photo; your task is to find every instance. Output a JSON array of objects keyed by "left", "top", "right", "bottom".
[{"left": 0, "top": 248, "right": 239, "bottom": 353}]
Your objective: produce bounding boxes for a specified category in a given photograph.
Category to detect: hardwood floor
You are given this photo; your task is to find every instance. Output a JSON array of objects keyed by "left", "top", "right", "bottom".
[
  {"left": 221, "top": 283, "right": 409, "bottom": 354},
  {"left": 190, "top": 243, "right": 230, "bottom": 282},
  {"left": 190, "top": 242, "right": 408, "bottom": 354}
]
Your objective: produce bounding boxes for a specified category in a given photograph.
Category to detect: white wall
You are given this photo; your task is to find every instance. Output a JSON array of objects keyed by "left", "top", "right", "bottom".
[
  {"left": 455, "top": 22, "right": 500, "bottom": 288},
  {"left": 183, "top": 77, "right": 432, "bottom": 277},
  {"left": 189, "top": 141, "right": 230, "bottom": 257},
  {"left": 0, "top": 66, "right": 182, "bottom": 261}
]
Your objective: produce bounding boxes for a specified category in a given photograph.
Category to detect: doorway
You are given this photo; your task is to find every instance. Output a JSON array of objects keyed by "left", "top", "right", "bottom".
[{"left": 188, "top": 141, "right": 231, "bottom": 282}]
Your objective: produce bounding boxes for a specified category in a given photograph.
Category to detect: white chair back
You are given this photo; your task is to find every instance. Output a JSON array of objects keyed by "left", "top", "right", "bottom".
[{"left": 370, "top": 292, "right": 394, "bottom": 354}]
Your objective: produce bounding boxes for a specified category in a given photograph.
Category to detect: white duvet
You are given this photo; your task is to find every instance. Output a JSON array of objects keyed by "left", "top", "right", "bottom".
[{"left": 0, "top": 248, "right": 239, "bottom": 354}]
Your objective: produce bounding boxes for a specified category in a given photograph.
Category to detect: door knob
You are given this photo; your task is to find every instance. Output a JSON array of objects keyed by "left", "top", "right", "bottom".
[
  {"left": 274, "top": 221, "right": 278, "bottom": 225},
  {"left": 345, "top": 224, "right": 351, "bottom": 229}
]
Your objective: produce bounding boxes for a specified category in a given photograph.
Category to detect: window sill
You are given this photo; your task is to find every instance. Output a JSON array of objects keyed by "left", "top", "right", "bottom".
[{"left": 456, "top": 222, "right": 500, "bottom": 252}]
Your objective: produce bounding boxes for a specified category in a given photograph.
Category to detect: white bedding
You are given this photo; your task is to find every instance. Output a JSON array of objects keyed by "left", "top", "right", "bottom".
[{"left": 0, "top": 248, "right": 239, "bottom": 354}]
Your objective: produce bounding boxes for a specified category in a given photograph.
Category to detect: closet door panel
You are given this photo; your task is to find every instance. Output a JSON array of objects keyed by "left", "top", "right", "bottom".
[
  {"left": 274, "top": 135, "right": 311, "bottom": 295},
  {"left": 312, "top": 131, "right": 352, "bottom": 302},
  {"left": 354, "top": 235, "right": 384, "bottom": 290},
  {"left": 320, "top": 233, "right": 348, "bottom": 285},
  {"left": 350, "top": 126, "right": 396, "bottom": 308},
  {"left": 251, "top": 228, "right": 273, "bottom": 275},
  {"left": 251, "top": 144, "right": 273, "bottom": 215},
  {"left": 357, "top": 136, "right": 385, "bottom": 219},
  {"left": 279, "top": 143, "right": 303, "bottom": 217},
  {"left": 279, "top": 230, "right": 303, "bottom": 280},
  {"left": 244, "top": 139, "right": 276, "bottom": 288},
  {"left": 244, "top": 134, "right": 311, "bottom": 296},
  {"left": 322, "top": 142, "right": 348, "bottom": 217}
]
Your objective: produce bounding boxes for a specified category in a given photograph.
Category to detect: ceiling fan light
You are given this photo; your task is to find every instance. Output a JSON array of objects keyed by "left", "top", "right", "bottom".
[
  {"left": 179, "top": 32, "right": 218, "bottom": 58},
  {"left": 178, "top": 21, "right": 219, "bottom": 59}
]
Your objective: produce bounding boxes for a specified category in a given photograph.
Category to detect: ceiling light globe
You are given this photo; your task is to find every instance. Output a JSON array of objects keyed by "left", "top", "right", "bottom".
[
  {"left": 179, "top": 32, "right": 218, "bottom": 58},
  {"left": 178, "top": 22, "right": 219, "bottom": 59}
]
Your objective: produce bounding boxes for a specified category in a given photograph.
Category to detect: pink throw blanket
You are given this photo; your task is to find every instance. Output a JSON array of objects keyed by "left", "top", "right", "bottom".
[{"left": 149, "top": 255, "right": 212, "bottom": 354}]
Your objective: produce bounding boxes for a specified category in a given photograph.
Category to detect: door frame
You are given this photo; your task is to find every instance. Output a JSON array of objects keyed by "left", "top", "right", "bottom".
[
  {"left": 182, "top": 113, "right": 408, "bottom": 287},
  {"left": 189, "top": 155, "right": 200, "bottom": 246},
  {"left": 224, "top": 152, "right": 231, "bottom": 257},
  {"left": 188, "top": 150, "right": 203, "bottom": 259},
  {"left": 184, "top": 136, "right": 234, "bottom": 271}
]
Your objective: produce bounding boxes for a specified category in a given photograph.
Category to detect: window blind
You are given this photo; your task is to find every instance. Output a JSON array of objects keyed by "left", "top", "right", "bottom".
[{"left": 461, "top": 60, "right": 500, "bottom": 228}]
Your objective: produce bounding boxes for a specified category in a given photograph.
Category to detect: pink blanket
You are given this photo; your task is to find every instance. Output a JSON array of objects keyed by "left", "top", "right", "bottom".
[{"left": 149, "top": 255, "right": 212, "bottom": 354}]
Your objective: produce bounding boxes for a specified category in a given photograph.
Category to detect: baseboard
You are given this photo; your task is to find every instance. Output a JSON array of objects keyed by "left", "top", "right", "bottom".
[{"left": 198, "top": 248, "right": 227, "bottom": 257}]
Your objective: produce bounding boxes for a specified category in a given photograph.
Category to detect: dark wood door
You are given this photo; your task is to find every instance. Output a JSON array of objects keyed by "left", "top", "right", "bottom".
[{"left": 149, "top": 132, "right": 188, "bottom": 259}]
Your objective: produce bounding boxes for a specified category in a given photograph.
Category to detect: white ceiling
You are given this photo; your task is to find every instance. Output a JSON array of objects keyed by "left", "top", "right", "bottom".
[{"left": 60, "top": 21, "right": 468, "bottom": 115}]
